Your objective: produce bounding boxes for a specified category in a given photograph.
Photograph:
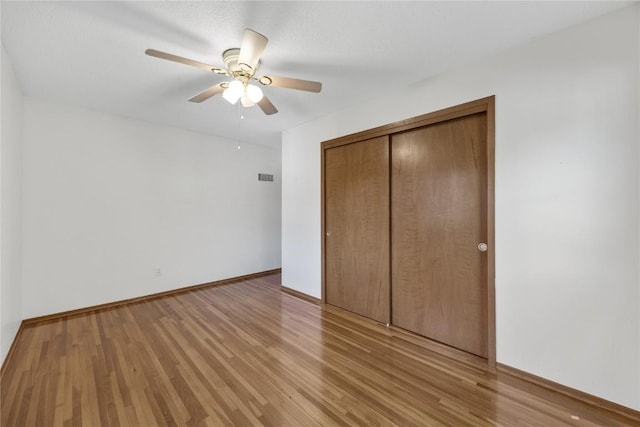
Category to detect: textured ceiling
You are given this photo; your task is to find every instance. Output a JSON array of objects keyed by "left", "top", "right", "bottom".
[{"left": 1, "top": 1, "right": 633, "bottom": 148}]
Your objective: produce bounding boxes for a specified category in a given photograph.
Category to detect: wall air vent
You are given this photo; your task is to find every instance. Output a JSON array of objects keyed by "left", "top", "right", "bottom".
[{"left": 258, "top": 173, "right": 274, "bottom": 182}]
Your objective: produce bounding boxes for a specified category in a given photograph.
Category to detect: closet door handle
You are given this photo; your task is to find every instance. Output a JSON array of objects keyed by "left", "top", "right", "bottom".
[
  {"left": 477, "top": 243, "right": 488, "bottom": 252},
  {"left": 326, "top": 232, "right": 331, "bottom": 237}
]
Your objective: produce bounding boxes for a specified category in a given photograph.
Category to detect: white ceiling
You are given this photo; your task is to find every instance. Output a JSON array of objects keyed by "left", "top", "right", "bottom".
[{"left": 1, "top": 1, "right": 633, "bottom": 148}]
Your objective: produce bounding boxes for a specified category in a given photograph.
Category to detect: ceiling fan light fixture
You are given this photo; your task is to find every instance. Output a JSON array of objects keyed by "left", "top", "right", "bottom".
[
  {"left": 146, "top": 28, "right": 322, "bottom": 115},
  {"left": 222, "top": 80, "right": 244, "bottom": 104},
  {"left": 241, "top": 93, "right": 255, "bottom": 107},
  {"left": 246, "top": 84, "right": 264, "bottom": 103}
]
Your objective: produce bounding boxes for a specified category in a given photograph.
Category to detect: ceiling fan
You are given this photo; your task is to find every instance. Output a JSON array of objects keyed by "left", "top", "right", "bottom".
[{"left": 145, "top": 28, "right": 322, "bottom": 115}]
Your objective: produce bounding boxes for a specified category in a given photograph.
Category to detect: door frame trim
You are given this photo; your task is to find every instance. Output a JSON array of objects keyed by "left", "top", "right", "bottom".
[{"left": 321, "top": 96, "right": 496, "bottom": 369}]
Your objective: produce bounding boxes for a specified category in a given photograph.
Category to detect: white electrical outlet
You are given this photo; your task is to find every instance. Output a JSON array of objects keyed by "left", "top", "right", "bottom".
[{"left": 154, "top": 267, "right": 162, "bottom": 277}]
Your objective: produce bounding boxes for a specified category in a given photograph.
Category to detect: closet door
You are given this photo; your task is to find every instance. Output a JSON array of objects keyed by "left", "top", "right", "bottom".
[
  {"left": 325, "top": 136, "right": 390, "bottom": 324},
  {"left": 391, "top": 113, "right": 488, "bottom": 357}
]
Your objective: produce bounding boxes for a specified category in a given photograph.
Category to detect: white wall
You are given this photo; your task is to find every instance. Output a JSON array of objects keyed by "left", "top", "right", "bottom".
[
  {"left": 22, "top": 99, "right": 281, "bottom": 319},
  {"left": 1, "top": 45, "right": 24, "bottom": 365},
  {"left": 282, "top": 5, "right": 640, "bottom": 410}
]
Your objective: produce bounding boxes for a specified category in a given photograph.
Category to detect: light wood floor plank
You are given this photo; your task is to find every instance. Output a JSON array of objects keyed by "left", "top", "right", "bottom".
[{"left": 1, "top": 273, "right": 637, "bottom": 426}]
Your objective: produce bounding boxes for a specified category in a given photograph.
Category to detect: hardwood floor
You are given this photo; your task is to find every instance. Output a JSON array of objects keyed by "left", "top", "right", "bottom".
[{"left": 1, "top": 273, "right": 637, "bottom": 426}]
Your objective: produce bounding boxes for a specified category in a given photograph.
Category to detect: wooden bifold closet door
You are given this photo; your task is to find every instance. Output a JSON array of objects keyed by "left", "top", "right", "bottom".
[
  {"left": 391, "top": 113, "right": 488, "bottom": 358},
  {"left": 322, "top": 97, "right": 494, "bottom": 361},
  {"left": 324, "top": 136, "right": 390, "bottom": 324}
]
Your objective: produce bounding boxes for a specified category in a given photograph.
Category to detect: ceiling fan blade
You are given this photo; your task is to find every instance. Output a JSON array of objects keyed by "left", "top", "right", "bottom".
[
  {"left": 238, "top": 29, "right": 268, "bottom": 72},
  {"left": 260, "top": 75, "right": 322, "bottom": 93},
  {"left": 258, "top": 96, "right": 278, "bottom": 115},
  {"left": 188, "top": 83, "right": 226, "bottom": 103},
  {"left": 145, "top": 49, "right": 225, "bottom": 73}
]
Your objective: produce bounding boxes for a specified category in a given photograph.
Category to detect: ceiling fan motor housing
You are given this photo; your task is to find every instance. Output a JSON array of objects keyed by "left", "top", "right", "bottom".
[{"left": 223, "top": 48, "right": 261, "bottom": 76}]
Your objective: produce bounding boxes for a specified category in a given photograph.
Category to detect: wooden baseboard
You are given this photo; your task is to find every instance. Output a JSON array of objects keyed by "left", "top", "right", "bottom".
[
  {"left": 280, "top": 286, "right": 321, "bottom": 305},
  {"left": 497, "top": 363, "right": 640, "bottom": 423},
  {"left": 22, "top": 269, "right": 282, "bottom": 326}
]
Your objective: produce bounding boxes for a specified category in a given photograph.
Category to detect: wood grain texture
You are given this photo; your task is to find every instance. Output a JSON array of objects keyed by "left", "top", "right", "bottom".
[
  {"left": 392, "top": 113, "right": 488, "bottom": 358},
  {"left": 1, "top": 273, "right": 638, "bottom": 426},
  {"left": 22, "top": 269, "right": 281, "bottom": 326},
  {"left": 321, "top": 96, "right": 496, "bottom": 365},
  {"left": 324, "top": 136, "right": 390, "bottom": 324}
]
